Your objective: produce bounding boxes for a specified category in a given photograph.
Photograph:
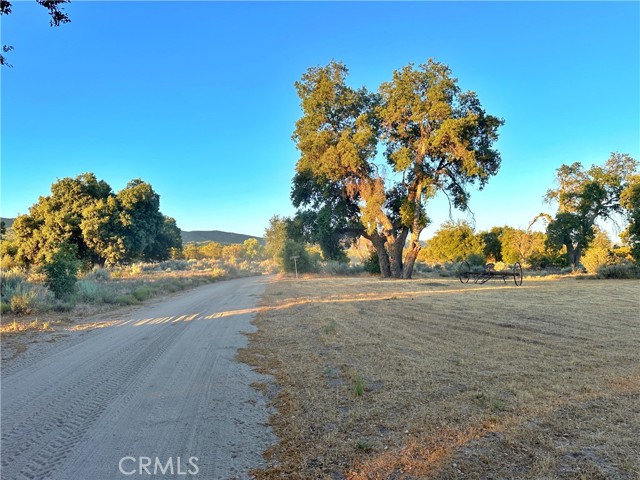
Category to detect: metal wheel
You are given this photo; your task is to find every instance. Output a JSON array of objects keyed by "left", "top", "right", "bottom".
[
  {"left": 459, "top": 261, "right": 471, "bottom": 284},
  {"left": 513, "top": 262, "right": 523, "bottom": 286}
]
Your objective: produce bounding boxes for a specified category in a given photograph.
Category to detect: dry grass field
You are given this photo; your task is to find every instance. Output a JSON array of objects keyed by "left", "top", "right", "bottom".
[{"left": 239, "top": 275, "right": 640, "bottom": 479}]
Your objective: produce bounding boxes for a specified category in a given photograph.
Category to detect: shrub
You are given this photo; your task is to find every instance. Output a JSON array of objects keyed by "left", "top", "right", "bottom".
[
  {"left": 464, "top": 252, "right": 486, "bottom": 267},
  {"left": 84, "top": 266, "right": 111, "bottom": 282},
  {"left": 42, "top": 243, "right": 80, "bottom": 299},
  {"left": 363, "top": 251, "right": 381, "bottom": 274},
  {"left": 1, "top": 270, "right": 27, "bottom": 303},
  {"left": 582, "top": 246, "right": 613, "bottom": 274},
  {"left": 279, "top": 240, "right": 316, "bottom": 274},
  {"left": 321, "top": 261, "right": 363, "bottom": 276},
  {"left": 132, "top": 285, "right": 152, "bottom": 302},
  {"left": 9, "top": 284, "right": 54, "bottom": 314},
  {"left": 115, "top": 294, "right": 138, "bottom": 306},
  {"left": 1, "top": 302, "right": 11, "bottom": 314},
  {"left": 596, "top": 262, "right": 640, "bottom": 279},
  {"left": 75, "top": 280, "right": 105, "bottom": 303}
]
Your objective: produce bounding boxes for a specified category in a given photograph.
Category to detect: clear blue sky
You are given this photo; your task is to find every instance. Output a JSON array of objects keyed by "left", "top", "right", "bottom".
[{"left": 2, "top": 1, "right": 638, "bottom": 239}]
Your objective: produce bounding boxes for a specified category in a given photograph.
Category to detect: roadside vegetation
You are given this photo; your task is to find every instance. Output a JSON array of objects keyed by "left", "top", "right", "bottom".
[{"left": 240, "top": 276, "right": 640, "bottom": 479}]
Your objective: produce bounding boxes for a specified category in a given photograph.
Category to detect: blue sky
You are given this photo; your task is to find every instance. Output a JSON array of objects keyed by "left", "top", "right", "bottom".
[{"left": 1, "top": 1, "right": 638, "bottom": 239}]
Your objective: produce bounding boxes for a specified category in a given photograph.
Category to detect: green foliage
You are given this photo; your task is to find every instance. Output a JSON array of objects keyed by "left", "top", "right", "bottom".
[
  {"left": 464, "top": 252, "right": 486, "bottom": 267},
  {"left": 620, "top": 174, "right": 640, "bottom": 262},
  {"left": 581, "top": 231, "right": 613, "bottom": 274},
  {"left": 242, "top": 238, "right": 263, "bottom": 260},
  {"left": 352, "top": 372, "right": 366, "bottom": 397},
  {"left": 500, "top": 227, "right": 546, "bottom": 265},
  {"left": 420, "top": 221, "right": 483, "bottom": 264},
  {"left": 13, "top": 173, "right": 181, "bottom": 268},
  {"left": 363, "top": 251, "right": 381, "bottom": 274},
  {"left": 279, "top": 239, "right": 316, "bottom": 274},
  {"left": 132, "top": 285, "right": 152, "bottom": 301},
  {"left": 264, "top": 215, "right": 291, "bottom": 261},
  {"left": 545, "top": 153, "right": 638, "bottom": 267},
  {"left": 42, "top": 243, "right": 80, "bottom": 299},
  {"left": 291, "top": 59, "right": 503, "bottom": 279},
  {"left": 481, "top": 228, "right": 503, "bottom": 262}
]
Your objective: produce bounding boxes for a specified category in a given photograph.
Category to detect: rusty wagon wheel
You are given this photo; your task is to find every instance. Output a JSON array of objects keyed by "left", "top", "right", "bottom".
[
  {"left": 459, "top": 261, "right": 471, "bottom": 284},
  {"left": 513, "top": 262, "right": 523, "bottom": 286}
]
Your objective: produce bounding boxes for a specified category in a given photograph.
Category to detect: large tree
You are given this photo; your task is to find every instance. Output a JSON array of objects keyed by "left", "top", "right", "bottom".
[
  {"left": 418, "top": 220, "right": 483, "bottom": 264},
  {"left": 292, "top": 60, "right": 503, "bottom": 278},
  {"left": 13, "top": 173, "right": 181, "bottom": 266},
  {"left": 620, "top": 174, "right": 640, "bottom": 262},
  {"left": 545, "top": 153, "right": 638, "bottom": 269}
]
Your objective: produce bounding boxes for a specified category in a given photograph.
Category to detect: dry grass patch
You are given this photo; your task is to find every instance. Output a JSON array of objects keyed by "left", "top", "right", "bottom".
[{"left": 240, "top": 276, "right": 640, "bottom": 479}]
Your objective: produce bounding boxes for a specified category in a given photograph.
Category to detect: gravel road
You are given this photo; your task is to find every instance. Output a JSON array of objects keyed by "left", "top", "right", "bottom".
[{"left": 1, "top": 276, "right": 277, "bottom": 480}]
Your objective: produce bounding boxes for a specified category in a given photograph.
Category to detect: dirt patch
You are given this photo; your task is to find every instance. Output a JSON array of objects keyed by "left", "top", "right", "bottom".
[{"left": 240, "top": 275, "right": 640, "bottom": 479}]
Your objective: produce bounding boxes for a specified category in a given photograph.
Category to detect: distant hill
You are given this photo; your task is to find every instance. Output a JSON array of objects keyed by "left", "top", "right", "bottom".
[
  {"left": 180, "top": 230, "right": 264, "bottom": 245},
  {"left": 1, "top": 218, "right": 261, "bottom": 246}
]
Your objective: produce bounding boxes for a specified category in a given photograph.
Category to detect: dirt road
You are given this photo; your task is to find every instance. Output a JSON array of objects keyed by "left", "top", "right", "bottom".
[{"left": 1, "top": 276, "right": 276, "bottom": 480}]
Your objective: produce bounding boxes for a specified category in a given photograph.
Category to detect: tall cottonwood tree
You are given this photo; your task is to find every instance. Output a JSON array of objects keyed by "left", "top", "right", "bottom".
[
  {"left": 545, "top": 153, "right": 638, "bottom": 269},
  {"left": 292, "top": 60, "right": 503, "bottom": 278}
]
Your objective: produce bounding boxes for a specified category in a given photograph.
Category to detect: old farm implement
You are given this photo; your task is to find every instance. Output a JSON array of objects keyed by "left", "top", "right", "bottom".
[{"left": 458, "top": 262, "right": 523, "bottom": 286}]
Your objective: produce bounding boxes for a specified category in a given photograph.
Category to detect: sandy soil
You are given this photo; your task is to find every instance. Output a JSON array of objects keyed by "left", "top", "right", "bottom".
[{"left": 1, "top": 276, "right": 277, "bottom": 480}]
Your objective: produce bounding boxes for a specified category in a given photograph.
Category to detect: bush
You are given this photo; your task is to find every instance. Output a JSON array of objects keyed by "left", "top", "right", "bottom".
[
  {"left": 582, "top": 247, "right": 613, "bottom": 274},
  {"left": 1, "top": 270, "right": 27, "bottom": 303},
  {"left": 132, "top": 285, "right": 152, "bottom": 301},
  {"left": 9, "top": 284, "right": 54, "bottom": 314},
  {"left": 84, "top": 266, "right": 111, "bottom": 282},
  {"left": 75, "top": 280, "right": 105, "bottom": 303},
  {"left": 115, "top": 294, "right": 138, "bottom": 306},
  {"left": 43, "top": 243, "right": 80, "bottom": 299},
  {"left": 464, "top": 253, "right": 486, "bottom": 267},
  {"left": 596, "top": 262, "right": 640, "bottom": 279},
  {"left": 321, "top": 261, "right": 363, "bottom": 276},
  {"left": 279, "top": 240, "right": 316, "bottom": 274},
  {"left": 363, "top": 251, "right": 381, "bottom": 274},
  {"left": 1, "top": 302, "right": 11, "bottom": 314}
]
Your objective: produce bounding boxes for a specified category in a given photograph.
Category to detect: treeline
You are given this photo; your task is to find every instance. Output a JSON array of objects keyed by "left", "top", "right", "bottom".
[
  {"left": 418, "top": 221, "right": 631, "bottom": 273},
  {"left": 180, "top": 239, "right": 264, "bottom": 263},
  {"left": 267, "top": 152, "right": 640, "bottom": 276}
]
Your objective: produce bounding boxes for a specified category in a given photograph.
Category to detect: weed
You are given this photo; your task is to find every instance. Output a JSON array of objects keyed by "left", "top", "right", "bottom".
[
  {"left": 322, "top": 320, "right": 337, "bottom": 334},
  {"left": 352, "top": 372, "right": 366, "bottom": 397},
  {"left": 356, "top": 440, "right": 372, "bottom": 452},
  {"left": 490, "top": 396, "right": 506, "bottom": 412}
]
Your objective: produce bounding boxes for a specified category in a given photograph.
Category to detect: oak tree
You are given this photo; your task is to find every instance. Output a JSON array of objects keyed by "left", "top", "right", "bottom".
[{"left": 292, "top": 60, "right": 503, "bottom": 278}]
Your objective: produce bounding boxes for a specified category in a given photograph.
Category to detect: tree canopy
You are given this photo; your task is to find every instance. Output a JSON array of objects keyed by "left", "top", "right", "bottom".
[
  {"left": 545, "top": 153, "right": 638, "bottom": 268},
  {"left": 13, "top": 173, "right": 181, "bottom": 267},
  {"left": 291, "top": 60, "right": 504, "bottom": 278}
]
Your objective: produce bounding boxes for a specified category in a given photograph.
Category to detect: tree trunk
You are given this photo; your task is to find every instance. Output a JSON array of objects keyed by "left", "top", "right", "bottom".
[
  {"left": 565, "top": 242, "right": 582, "bottom": 271},
  {"left": 385, "top": 228, "right": 408, "bottom": 278},
  {"left": 402, "top": 231, "right": 422, "bottom": 279},
  {"left": 370, "top": 234, "right": 391, "bottom": 278}
]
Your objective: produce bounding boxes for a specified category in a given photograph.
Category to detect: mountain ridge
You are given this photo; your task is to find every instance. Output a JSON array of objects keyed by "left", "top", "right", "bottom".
[{"left": 1, "top": 218, "right": 262, "bottom": 245}]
